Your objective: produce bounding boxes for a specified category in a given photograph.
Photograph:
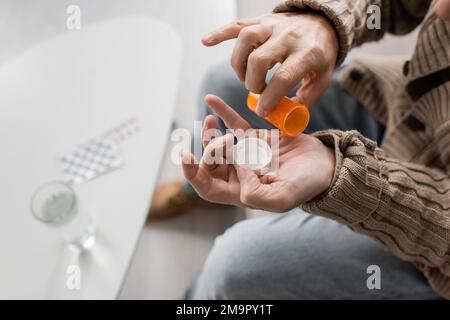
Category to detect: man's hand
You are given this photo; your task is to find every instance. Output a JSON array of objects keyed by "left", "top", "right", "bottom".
[
  {"left": 181, "top": 95, "right": 336, "bottom": 213},
  {"left": 436, "top": 0, "right": 450, "bottom": 21},
  {"left": 202, "top": 13, "right": 339, "bottom": 116}
]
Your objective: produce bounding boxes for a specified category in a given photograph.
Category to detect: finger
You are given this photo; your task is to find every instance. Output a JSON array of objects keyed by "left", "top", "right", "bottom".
[
  {"left": 235, "top": 165, "right": 274, "bottom": 208},
  {"left": 256, "top": 52, "right": 310, "bottom": 116},
  {"left": 201, "top": 115, "right": 221, "bottom": 149},
  {"left": 200, "top": 133, "right": 234, "bottom": 171},
  {"left": 245, "top": 39, "right": 287, "bottom": 95},
  {"left": 231, "top": 24, "right": 272, "bottom": 82},
  {"left": 181, "top": 151, "right": 212, "bottom": 195},
  {"left": 436, "top": 0, "right": 450, "bottom": 21},
  {"left": 182, "top": 151, "right": 234, "bottom": 204},
  {"left": 294, "top": 69, "right": 333, "bottom": 107},
  {"left": 202, "top": 17, "right": 261, "bottom": 46},
  {"left": 201, "top": 128, "right": 231, "bottom": 180},
  {"left": 204, "top": 95, "right": 251, "bottom": 130}
]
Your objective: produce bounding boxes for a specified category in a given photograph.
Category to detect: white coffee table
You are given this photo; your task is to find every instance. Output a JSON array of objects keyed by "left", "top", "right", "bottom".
[{"left": 0, "top": 17, "right": 182, "bottom": 299}]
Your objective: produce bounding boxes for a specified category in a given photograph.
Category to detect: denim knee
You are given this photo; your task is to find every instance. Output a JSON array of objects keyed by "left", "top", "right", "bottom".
[
  {"left": 188, "top": 220, "right": 255, "bottom": 299},
  {"left": 190, "top": 215, "right": 302, "bottom": 299}
]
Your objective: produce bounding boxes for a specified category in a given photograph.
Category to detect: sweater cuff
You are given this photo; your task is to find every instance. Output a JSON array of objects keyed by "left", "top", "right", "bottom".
[
  {"left": 273, "top": 0, "right": 354, "bottom": 66},
  {"left": 301, "top": 130, "right": 388, "bottom": 227}
]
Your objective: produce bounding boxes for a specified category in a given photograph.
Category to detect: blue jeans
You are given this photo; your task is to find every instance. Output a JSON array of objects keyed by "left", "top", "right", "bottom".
[{"left": 185, "top": 62, "right": 438, "bottom": 299}]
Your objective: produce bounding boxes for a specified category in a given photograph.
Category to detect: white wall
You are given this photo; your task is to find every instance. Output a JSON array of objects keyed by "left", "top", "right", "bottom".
[
  {"left": 0, "top": 0, "right": 237, "bottom": 129},
  {"left": 237, "top": 0, "right": 280, "bottom": 16}
]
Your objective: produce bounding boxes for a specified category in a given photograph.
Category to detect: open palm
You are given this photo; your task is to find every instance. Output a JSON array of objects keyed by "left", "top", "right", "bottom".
[{"left": 182, "top": 95, "right": 335, "bottom": 213}]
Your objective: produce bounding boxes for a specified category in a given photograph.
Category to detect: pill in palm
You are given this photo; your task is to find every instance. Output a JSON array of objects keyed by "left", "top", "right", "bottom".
[{"left": 233, "top": 137, "right": 272, "bottom": 173}]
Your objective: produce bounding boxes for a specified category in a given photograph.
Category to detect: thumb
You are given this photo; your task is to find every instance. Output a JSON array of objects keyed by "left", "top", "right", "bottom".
[
  {"left": 235, "top": 165, "right": 296, "bottom": 212},
  {"left": 436, "top": 0, "right": 450, "bottom": 21},
  {"left": 295, "top": 71, "right": 332, "bottom": 107},
  {"left": 235, "top": 165, "right": 272, "bottom": 209},
  {"left": 235, "top": 165, "right": 261, "bottom": 190}
]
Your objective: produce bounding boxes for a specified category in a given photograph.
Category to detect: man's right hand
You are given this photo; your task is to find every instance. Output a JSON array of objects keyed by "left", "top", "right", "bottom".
[{"left": 202, "top": 12, "right": 339, "bottom": 116}]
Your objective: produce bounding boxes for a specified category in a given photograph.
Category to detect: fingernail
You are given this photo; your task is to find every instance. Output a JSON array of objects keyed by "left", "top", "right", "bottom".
[
  {"left": 256, "top": 107, "right": 267, "bottom": 117},
  {"left": 202, "top": 32, "right": 215, "bottom": 42},
  {"left": 255, "top": 101, "right": 267, "bottom": 117}
]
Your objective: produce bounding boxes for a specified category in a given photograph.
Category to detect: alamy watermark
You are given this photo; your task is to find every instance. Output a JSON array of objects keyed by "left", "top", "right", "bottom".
[
  {"left": 66, "top": 264, "right": 81, "bottom": 290},
  {"left": 353, "top": 5, "right": 382, "bottom": 30},
  {"left": 366, "top": 265, "right": 381, "bottom": 290},
  {"left": 66, "top": 5, "right": 81, "bottom": 30}
]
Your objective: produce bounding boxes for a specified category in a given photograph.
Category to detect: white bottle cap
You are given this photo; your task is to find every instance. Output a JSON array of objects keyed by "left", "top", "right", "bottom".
[{"left": 233, "top": 137, "right": 272, "bottom": 174}]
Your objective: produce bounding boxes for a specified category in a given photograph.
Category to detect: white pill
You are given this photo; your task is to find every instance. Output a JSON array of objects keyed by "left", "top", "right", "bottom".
[{"left": 233, "top": 138, "right": 272, "bottom": 173}]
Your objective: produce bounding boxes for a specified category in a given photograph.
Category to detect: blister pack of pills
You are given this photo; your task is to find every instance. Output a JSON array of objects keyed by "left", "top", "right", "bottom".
[{"left": 58, "top": 117, "right": 140, "bottom": 185}]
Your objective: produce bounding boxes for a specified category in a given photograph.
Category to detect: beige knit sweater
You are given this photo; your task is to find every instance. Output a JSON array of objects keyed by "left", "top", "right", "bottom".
[{"left": 274, "top": 0, "right": 450, "bottom": 299}]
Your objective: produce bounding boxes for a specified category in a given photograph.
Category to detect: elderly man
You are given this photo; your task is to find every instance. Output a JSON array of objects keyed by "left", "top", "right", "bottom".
[{"left": 152, "top": 0, "right": 450, "bottom": 299}]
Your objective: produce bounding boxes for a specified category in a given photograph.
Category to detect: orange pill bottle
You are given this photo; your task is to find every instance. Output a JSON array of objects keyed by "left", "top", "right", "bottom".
[{"left": 247, "top": 92, "right": 310, "bottom": 137}]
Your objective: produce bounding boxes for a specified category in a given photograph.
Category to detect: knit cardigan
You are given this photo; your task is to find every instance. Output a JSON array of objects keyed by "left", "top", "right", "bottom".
[{"left": 274, "top": 0, "right": 450, "bottom": 299}]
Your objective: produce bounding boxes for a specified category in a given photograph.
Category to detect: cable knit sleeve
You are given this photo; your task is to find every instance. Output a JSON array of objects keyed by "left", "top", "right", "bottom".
[
  {"left": 273, "top": 0, "right": 430, "bottom": 65},
  {"left": 303, "top": 129, "right": 450, "bottom": 297}
]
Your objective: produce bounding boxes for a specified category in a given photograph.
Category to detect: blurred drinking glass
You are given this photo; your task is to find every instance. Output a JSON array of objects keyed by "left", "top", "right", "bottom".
[{"left": 30, "top": 181, "right": 96, "bottom": 250}]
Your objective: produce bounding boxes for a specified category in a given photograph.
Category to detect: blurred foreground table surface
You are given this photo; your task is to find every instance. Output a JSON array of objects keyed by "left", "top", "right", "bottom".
[{"left": 0, "top": 17, "right": 182, "bottom": 299}]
